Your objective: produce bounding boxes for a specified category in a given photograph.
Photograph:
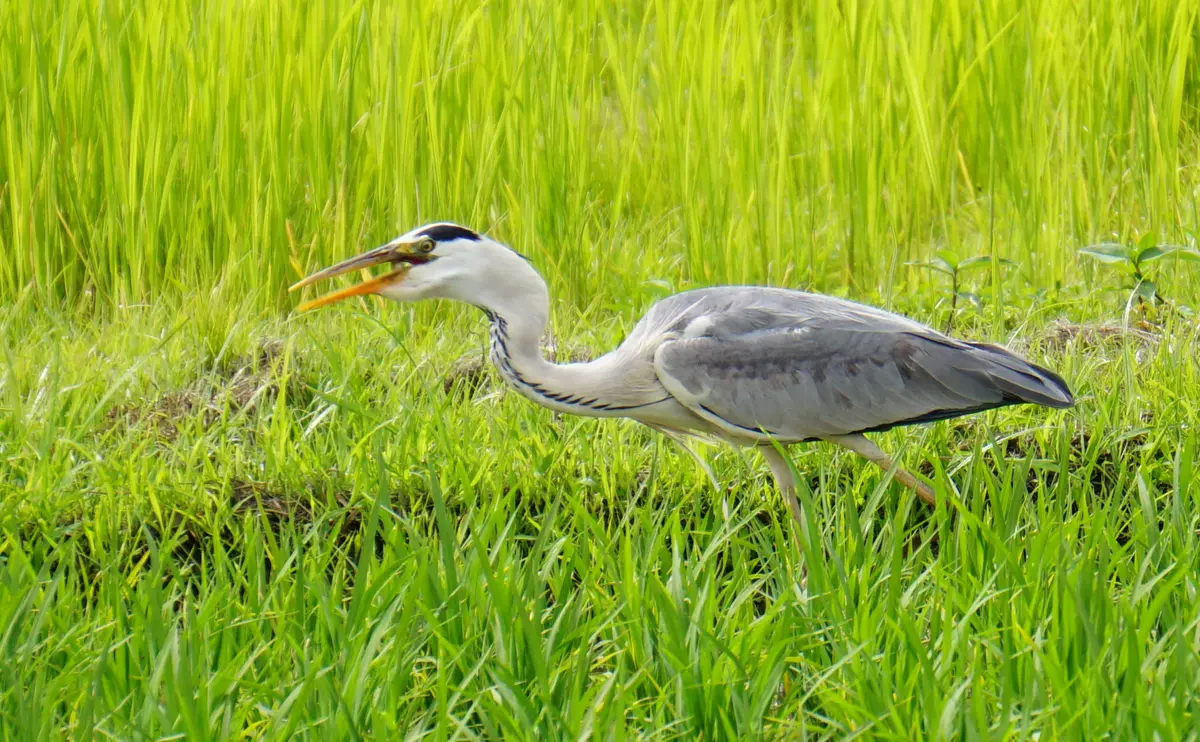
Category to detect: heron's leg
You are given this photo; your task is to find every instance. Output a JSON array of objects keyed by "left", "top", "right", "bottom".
[
  {"left": 758, "top": 444, "right": 804, "bottom": 527},
  {"left": 825, "top": 434, "right": 936, "bottom": 507}
]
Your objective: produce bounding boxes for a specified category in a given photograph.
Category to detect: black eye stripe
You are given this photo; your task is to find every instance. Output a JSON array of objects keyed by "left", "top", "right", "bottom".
[
  {"left": 412, "top": 223, "right": 532, "bottom": 262},
  {"left": 417, "top": 224, "right": 481, "bottom": 242}
]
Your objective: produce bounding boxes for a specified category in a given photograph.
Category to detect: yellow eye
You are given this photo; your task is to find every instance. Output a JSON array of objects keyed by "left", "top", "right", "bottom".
[{"left": 419, "top": 238, "right": 436, "bottom": 253}]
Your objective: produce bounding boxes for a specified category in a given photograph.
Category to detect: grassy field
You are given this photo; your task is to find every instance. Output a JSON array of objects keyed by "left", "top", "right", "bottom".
[{"left": 3, "top": 0, "right": 1200, "bottom": 737}]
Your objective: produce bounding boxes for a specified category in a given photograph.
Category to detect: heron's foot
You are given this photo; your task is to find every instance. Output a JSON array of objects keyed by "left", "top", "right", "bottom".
[{"left": 825, "top": 434, "right": 937, "bottom": 507}]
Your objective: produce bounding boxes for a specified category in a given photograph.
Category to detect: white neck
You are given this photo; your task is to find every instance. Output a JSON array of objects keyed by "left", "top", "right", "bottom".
[{"left": 468, "top": 261, "right": 664, "bottom": 416}]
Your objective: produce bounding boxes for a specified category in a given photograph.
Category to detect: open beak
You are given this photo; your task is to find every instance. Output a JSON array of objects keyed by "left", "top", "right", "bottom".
[{"left": 289, "top": 241, "right": 423, "bottom": 311}]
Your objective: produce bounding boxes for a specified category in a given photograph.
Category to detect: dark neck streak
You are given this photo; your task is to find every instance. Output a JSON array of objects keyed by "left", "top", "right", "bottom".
[{"left": 481, "top": 309, "right": 648, "bottom": 412}]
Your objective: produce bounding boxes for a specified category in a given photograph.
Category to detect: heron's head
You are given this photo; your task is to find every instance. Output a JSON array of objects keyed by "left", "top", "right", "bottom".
[{"left": 291, "top": 222, "right": 544, "bottom": 313}]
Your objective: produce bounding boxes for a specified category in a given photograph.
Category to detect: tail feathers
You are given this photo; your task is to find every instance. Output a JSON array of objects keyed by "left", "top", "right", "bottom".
[{"left": 969, "top": 343, "right": 1074, "bottom": 409}]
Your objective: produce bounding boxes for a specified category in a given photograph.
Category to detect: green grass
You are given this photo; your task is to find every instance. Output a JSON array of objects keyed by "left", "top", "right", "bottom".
[{"left": 3, "top": 0, "right": 1200, "bottom": 737}]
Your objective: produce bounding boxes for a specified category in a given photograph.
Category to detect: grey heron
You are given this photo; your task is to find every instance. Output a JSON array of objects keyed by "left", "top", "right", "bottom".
[{"left": 291, "top": 223, "right": 1074, "bottom": 522}]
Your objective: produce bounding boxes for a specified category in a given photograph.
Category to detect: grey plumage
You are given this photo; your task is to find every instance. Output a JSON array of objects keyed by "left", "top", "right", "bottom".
[{"left": 640, "top": 287, "right": 1072, "bottom": 444}]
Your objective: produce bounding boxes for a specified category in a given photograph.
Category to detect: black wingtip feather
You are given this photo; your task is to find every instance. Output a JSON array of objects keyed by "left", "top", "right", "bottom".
[
  {"left": 1031, "top": 363, "right": 1074, "bottom": 408},
  {"left": 969, "top": 342, "right": 1074, "bottom": 408}
]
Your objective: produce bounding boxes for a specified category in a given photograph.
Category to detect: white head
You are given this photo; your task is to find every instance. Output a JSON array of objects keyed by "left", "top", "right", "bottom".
[{"left": 291, "top": 222, "right": 548, "bottom": 321}]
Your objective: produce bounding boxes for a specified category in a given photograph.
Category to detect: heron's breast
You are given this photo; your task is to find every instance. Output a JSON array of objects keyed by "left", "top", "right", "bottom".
[{"left": 623, "top": 397, "right": 719, "bottom": 435}]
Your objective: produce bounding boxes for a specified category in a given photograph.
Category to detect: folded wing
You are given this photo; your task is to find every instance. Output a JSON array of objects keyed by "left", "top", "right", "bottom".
[{"left": 651, "top": 294, "right": 1072, "bottom": 442}]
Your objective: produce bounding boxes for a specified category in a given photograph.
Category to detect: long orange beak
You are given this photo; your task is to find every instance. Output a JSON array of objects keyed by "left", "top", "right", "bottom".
[{"left": 289, "top": 242, "right": 417, "bottom": 311}]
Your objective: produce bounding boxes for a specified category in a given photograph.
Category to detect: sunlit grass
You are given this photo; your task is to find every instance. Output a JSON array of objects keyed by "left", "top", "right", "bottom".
[{"left": 2, "top": 0, "right": 1200, "bottom": 738}]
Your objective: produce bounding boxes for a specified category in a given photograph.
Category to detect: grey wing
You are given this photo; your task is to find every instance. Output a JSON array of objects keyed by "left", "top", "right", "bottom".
[{"left": 646, "top": 289, "right": 1073, "bottom": 442}]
